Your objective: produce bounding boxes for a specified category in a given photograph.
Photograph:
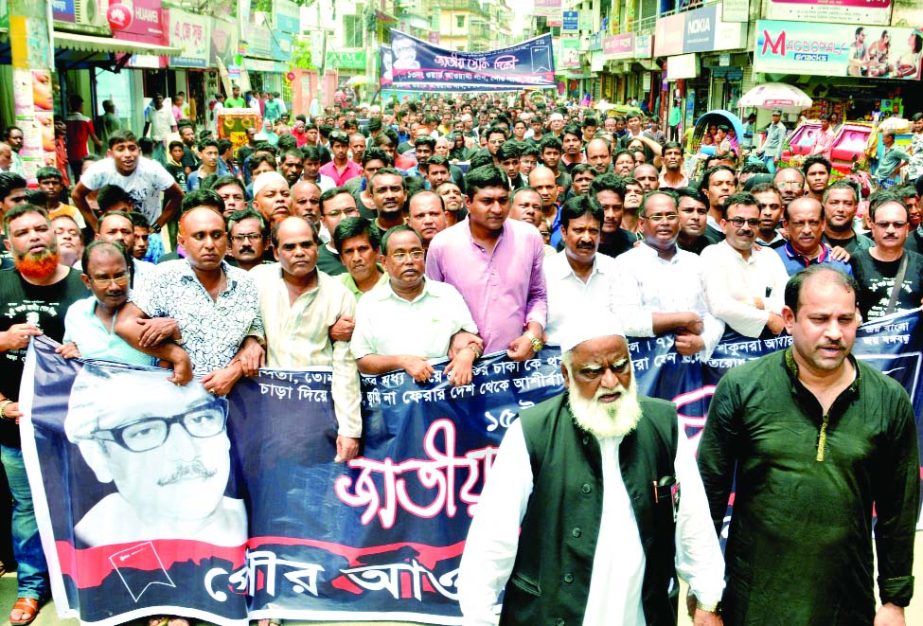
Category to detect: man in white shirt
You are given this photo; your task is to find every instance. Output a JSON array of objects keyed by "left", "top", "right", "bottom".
[
  {"left": 351, "top": 225, "right": 482, "bottom": 386},
  {"left": 543, "top": 195, "right": 618, "bottom": 345},
  {"left": 250, "top": 216, "right": 362, "bottom": 462},
  {"left": 142, "top": 93, "right": 177, "bottom": 161},
  {"left": 701, "top": 192, "right": 790, "bottom": 338},
  {"left": 613, "top": 191, "right": 723, "bottom": 359},
  {"left": 457, "top": 318, "right": 725, "bottom": 626}
]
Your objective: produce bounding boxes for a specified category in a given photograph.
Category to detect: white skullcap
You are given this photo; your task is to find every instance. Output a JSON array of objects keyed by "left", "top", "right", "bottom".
[
  {"left": 64, "top": 363, "right": 212, "bottom": 442},
  {"left": 252, "top": 171, "right": 288, "bottom": 198},
  {"left": 557, "top": 311, "right": 625, "bottom": 355},
  {"left": 253, "top": 132, "right": 269, "bottom": 141}
]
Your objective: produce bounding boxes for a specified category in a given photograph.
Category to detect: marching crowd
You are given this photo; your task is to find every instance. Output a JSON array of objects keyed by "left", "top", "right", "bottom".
[{"left": 0, "top": 90, "right": 920, "bottom": 626}]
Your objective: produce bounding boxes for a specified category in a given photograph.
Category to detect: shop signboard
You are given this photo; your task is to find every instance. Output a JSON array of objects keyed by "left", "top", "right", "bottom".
[
  {"left": 562, "top": 10, "right": 578, "bottom": 32},
  {"left": 275, "top": 0, "right": 299, "bottom": 33},
  {"left": 635, "top": 33, "right": 653, "bottom": 58},
  {"left": 246, "top": 23, "right": 273, "bottom": 58},
  {"left": 536, "top": 0, "right": 562, "bottom": 26},
  {"left": 210, "top": 16, "right": 238, "bottom": 67},
  {"left": 168, "top": 9, "right": 211, "bottom": 68},
  {"left": 602, "top": 32, "right": 633, "bottom": 60},
  {"left": 561, "top": 36, "right": 581, "bottom": 68},
  {"left": 271, "top": 29, "right": 293, "bottom": 62},
  {"left": 753, "top": 20, "right": 922, "bottom": 81},
  {"left": 111, "top": 0, "right": 165, "bottom": 45},
  {"left": 654, "top": 12, "right": 685, "bottom": 57},
  {"left": 766, "top": 0, "right": 891, "bottom": 27},
  {"left": 326, "top": 50, "right": 368, "bottom": 71},
  {"left": 723, "top": 0, "right": 749, "bottom": 22},
  {"left": 682, "top": 3, "right": 747, "bottom": 53}
]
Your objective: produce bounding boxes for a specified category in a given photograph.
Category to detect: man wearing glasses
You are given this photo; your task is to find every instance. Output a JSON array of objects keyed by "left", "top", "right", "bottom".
[
  {"left": 701, "top": 192, "right": 791, "bottom": 339},
  {"left": 614, "top": 191, "right": 724, "bottom": 360},
  {"left": 352, "top": 225, "right": 481, "bottom": 387},
  {"left": 64, "top": 363, "right": 245, "bottom": 547}
]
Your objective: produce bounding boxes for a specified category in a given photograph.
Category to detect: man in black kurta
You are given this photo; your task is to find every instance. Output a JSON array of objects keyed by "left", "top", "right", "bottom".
[{"left": 698, "top": 265, "right": 919, "bottom": 625}]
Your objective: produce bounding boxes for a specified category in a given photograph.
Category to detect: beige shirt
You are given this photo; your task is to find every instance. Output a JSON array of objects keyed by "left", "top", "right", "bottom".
[{"left": 250, "top": 264, "right": 361, "bottom": 438}]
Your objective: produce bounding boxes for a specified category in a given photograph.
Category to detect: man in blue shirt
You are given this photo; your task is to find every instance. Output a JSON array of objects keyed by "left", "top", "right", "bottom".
[{"left": 776, "top": 197, "right": 852, "bottom": 276}]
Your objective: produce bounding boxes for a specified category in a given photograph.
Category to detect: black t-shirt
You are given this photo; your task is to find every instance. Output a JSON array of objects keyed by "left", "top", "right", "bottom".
[
  {"left": 678, "top": 236, "right": 711, "bottom": 255},
  {"left": 0, "top": 268, "right": 88, "bottom": 447},
  {"left": 850, "top": 248, "right": 923, "bottom": 321},
  {"left": 598, "top": 228, "right": 637, "bottom": 259},
  {"left": 822, "top": 231, "right": 873, "bottom": 256},
  {"left": 181, "top": 146, "right": 199, "bottom": 171}
]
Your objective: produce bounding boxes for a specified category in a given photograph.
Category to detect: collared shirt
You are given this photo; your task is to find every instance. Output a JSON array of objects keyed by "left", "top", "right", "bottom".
[
  {"left": 351, "top": 278, "right": 478, "bottom": 358},
  {"left": 340, "top": 269, "right": 388, "bottom": 300},
  {"left": 250, "top": 264, "right": 361, "bottom": 438},
  {"left": 700, "top": 241, "right": 790, "bottom": 338},
  {"left": 426, "top": 218, "right": 547, "bottom": 354},
  {"left": 458, "top": 417, "right": 726, "bottom": 626},
  {"left": 762, "top": 121, "right": 787, "bottom": 157},
  {"left": 63, "top": 296, "right": 156, "bottom": 367},
  {"left": 319, "top": 159, "right": 362, "bottom": 187},
  {"left": 613, "top": 244, "right": 724, "bottom": 359},
  {"left": 876, "top": 146, "right": 911, "bottom": 180},
  {"left": 543, "top": 251, "right": 618, "bottom": 346},
  {"left": 812, "top": 128, "right": 835, "bottom": 159},
  {"left": 776, "top": 241, "right": 853, "bottom": 277},
  {"left": 133, "top": 259, "right": 264, "bottom": 376}
]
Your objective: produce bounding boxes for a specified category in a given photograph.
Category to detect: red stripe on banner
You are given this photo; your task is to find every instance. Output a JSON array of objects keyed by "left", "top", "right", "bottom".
[
  {"left": 55, "top": 540, "right": 247, "bottom": 589},
  {"left": 247, "top": 537, "right": 466, "bottom": 569}
]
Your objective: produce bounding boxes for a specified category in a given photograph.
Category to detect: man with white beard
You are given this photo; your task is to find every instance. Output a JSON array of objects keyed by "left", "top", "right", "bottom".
[{"left": 457, "top": 317, "right": 725, "bottom": 626}]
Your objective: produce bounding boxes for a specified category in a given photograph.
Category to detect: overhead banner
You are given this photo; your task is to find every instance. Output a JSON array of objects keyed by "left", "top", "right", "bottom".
[
  {"left": 386, "top": 31, "right": 556, "bottom": 92},
  {"left": 766, "top": 0, "right": 891, "bottom": 26},
  {"left": 754, "top": 20, "right": 923, "bottom": 80},
  {"left": 21, "top": 310, "right": 923, "bottom": 625}
]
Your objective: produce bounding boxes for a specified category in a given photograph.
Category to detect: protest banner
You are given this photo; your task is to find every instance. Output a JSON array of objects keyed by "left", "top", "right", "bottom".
[{"left": 20, "top": 309, "right": 923, "bottom": 624}]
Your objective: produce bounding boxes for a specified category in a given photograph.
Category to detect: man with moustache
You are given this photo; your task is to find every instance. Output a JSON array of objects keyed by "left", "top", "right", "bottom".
[
  {"left": 659, "top": 142, "right": 689, "bottom": 190},
  {"left": 749, "top": 182, "right": 786, "bottom": 248},
  {"left": 0, "top": 204, "right": 88, "bottom": 625},
  {"left": 252, "top": 171, "right": 293, "bottom": 225},
  {"left": 698, "top": 266, "right": 918, "bottom": 626},
  {"left": 457, "top": 317, "right": 725, "bottom": 626},
  {"left": 699, "top": 165, "right": 737, "bottom": 243},
  {"left": 701, "top": 192, "right": 790, "bottom": 339},
  {"left": 291, "top": 180, "right": 322, "bottom": 226},
  {"left": 369, "top": 168, "right": 407, "bottom": 237},
  {"left": 614, "top": 192, "right": 723, "bottom": 360},
  {"left": 822, "top": 181, "right": 872, "bottom": 254},
  {"left": 334, "top": 217, "right": 387, "bottom": 299},
  {"left": 776, "top": 197, "right": 852, "bottom": 276},
  {"left": 773, "top": 167, "right": 805, "bottom": 212},
  {"left": 278, "top": 149, "right": 306, "bottom": 188},
  {"left": 352, "top": 225, "right": 481, "bottom": 386},
  {"left": 226, "top": 209, "right": 269, "bottom": 272},
  {"left": 528, "top": 166, "right": 563, "bottom": 248},
  {"left": 250, "top": 216, "right": 362, "bottom": 462}
]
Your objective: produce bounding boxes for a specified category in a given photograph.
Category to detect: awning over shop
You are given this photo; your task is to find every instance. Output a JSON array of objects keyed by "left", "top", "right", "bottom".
[{"left": 54, "top": 31, "right": 181, "bottom": 57}]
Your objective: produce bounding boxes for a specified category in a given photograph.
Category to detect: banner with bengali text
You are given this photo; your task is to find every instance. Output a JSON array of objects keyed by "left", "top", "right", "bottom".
[{"left": 20, "top": 309, "right": 923, "bottom": 624}]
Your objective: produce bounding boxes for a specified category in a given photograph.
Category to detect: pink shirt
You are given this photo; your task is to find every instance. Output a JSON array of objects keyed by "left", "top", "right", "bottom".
[
  {"left": 319, "top": 159, "right": 362, "bottom": 187},
  {"left": 813, "top": 128, "right": 835, "bottom": 159},
  {"left": 425, "top": 218, "right": 547, "bottom": 354}
]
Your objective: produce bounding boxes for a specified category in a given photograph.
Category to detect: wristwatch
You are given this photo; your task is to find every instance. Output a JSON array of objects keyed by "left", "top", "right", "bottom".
[{"left": 525, "top": 332, "right": 544, "bottom": 353}]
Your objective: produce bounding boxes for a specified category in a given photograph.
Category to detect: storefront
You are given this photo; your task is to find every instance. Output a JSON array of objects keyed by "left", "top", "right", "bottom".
[{"left": 166, "top": 8, "right": 214, "bottom": 125}]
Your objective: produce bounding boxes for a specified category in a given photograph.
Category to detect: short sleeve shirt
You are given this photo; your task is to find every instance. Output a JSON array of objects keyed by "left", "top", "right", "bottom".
[{"left": 80, "top": 157, "right": 176, "bottom": 223}]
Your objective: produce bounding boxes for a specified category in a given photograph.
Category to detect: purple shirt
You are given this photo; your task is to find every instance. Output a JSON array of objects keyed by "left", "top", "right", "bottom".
[
  {"left": 425, "top": 218, "right": 547, "bottom": 354},
  {"left": 319, "top": 159, "right": 362, "bottom": 187}
]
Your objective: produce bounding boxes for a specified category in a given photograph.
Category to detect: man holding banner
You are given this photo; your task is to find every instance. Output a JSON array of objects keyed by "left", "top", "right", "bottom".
[{"left": 699, "top": 266, "right": 919, "bottom": 625}]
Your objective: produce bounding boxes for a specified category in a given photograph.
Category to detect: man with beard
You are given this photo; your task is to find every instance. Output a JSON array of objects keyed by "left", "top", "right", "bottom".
[
  {"left": 676, "top": 187, "right": 711, "bottom": 255},
  {"left": 802, "top": 155, "right": 831, "bottom": 204},
  {"left": 334, "top": 217, "right": 387, "bottom": 299},
  {"left": 591, "top": 174, "right": 635, "bottom": 259},
  {"left": 698, "top": 266, "right": 918, "bottom": 626},
  {"left": 352, "top": 225, "right": 481, "bottom": 386},
  {"left": 226, "top": 209, "right": 269, "bottom": 271},
  {"left": 561, "top": 125, "right": 586, "bottom": 172},
  {"left": 316, "top": 187, "right": 361, "bottom": 276},
  {"left": 278, "top": 149, "right": 305, "bottom": 188},
  {"left": 407, "top": 191, "right": 447, "bottom": 250},
  {"left": 427, "top": 166, "right": 547, "bottom": 359},
  {"left": 369, "top": 168, "right": 407, "bottom": 238},
  {"left": 252, "top": 171, "right": 293, "bottom": 225},
  {"left": 543, "top": 196, "right": 618, "bottom": 344},
  {"left": 700, "top": 165, "right": 737, "bottom": 243},
  {"left": 822, "top": 181, "right": 872, "bottom": 255},
  {"left": 749, "top": 182, "right": 786, "bottom": 248},
  {"left": 659, "top": 142, "right": 689, "bottom": 189},
  {"left": 250, "top": 216, "right": 362, "bottom": 462},
  {"left": 776, "top": 197, "right": 852, "bottom": 277},
  {"left": 701, "top": 192, "right": 789, "bottom": 339},
  {"left": 614, "top": 192, "right": 723, "bottom": 360},
  {"left": 773, "top": 167, "right": 805, "bottom": 212},
  {"left": 0, "top": 204, "right": 88, "bottom": 625},
  {"left": 457, "top": 318, "right": 725, "bottom": 626}
]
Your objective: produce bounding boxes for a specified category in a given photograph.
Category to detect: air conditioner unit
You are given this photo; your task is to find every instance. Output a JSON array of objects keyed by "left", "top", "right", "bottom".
[{"left": 73, "top": 0, "right": 112, "bottom": 34}]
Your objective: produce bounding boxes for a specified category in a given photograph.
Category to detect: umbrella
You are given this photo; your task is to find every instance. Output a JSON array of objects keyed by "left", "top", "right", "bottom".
[
  {"left": 345, "top": 75, "right": 370, "bottom": 87},
  {"left": 738, "top": 83, "right": 813, "bottom": 111},
  {"left": 878, "top": 117, "right": 910, "bottom": 132}
]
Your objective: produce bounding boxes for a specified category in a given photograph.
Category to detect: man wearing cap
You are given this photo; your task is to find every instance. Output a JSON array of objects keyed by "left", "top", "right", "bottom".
[
  {"left": 756, "top": 110, "right": 786, "bottom": 175},
  {"left": 457, "top": 316, "right": 725, "bottom": 626},
  {"left": 64, "top": 364, "right": 246, "bottom": 547}
]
